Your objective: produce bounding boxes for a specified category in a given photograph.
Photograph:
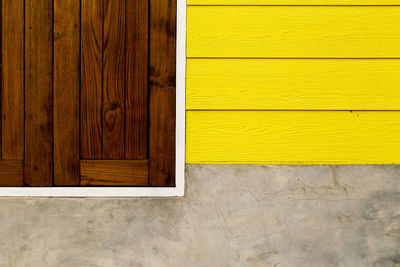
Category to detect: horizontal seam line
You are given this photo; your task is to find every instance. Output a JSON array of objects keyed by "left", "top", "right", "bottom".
[
  {"left": 186, "top": 57, "right": 400, "bottom": 60},
  {"left": 185, "top": 109, "right": 400, "bottom": 111},
  {"left": 187, "top": 4, "right": 400, "bottom": 6}
]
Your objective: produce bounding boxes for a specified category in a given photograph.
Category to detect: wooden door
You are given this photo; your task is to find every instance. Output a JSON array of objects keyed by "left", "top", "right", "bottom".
[{"left": 0, "top": 0, "right": 176, "bottom": 187}]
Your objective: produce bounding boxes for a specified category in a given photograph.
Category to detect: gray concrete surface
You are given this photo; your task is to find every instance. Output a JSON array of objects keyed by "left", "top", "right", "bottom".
[{"left": 0, "top": 165, "right": 399, "bottom": 267}]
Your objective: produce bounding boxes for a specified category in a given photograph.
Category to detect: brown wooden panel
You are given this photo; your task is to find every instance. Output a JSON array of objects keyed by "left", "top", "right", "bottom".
[
  {"left": 80, "top": 160, "right": 148, "bottom": 186},
  {"left": 54, "top": 0, "right": 80, "bottom": 185},
  {"left": 1, "top": 0, "right": 24, "bottom": 160},
  {"left": 0, "top": 0, "right": 2, "bottom": 159},
  {"left": 125, "top": 0, "right": 149, "bottom": 160},
  {"left": 81, "top": 0, "right": 103, "bottom": 159},
  {"left": 0, "top": 0, "right": 176, "bottom": 187},
  {"left": 0, "top": 161, "right": 24, "bottom": 186},
  {"left": 102, "top": 0, "right": 126, "bottom": 159},
  {"left": 149, "top": 0, "right": 176, "bottom": 186},
  {"left": 25, "top": 0, "right": 53, "bottom": 186}
]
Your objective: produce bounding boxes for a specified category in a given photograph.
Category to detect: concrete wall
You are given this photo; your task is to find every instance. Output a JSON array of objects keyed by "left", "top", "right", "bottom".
[{"left": 0, "top": 165, "right": 399, "bottom": 266}]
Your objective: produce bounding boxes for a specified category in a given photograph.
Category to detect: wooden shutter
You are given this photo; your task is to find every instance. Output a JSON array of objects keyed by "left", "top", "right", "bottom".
[{"left": 0, "top": 0, "right": 176, "bottom": 187}]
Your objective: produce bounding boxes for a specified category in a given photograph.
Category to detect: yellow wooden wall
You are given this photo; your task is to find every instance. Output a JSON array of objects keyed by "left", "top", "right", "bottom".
[{"left": 186, "top": 1, "right": 400, "bottom": 164}]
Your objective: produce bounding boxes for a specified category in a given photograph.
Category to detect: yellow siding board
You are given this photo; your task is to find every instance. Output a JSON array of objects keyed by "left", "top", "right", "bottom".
[
  {"left": 188, "top": 0, "right": 400, "bottom": 5},
  {"left": 186, "top": 111, "right": 400, "bottom": 164},
  {"left": 187, "top": 59, "right": 400, "bottom": 110},
  {"left": 187, "top": 6, "right": 400, "bottom": 58}
]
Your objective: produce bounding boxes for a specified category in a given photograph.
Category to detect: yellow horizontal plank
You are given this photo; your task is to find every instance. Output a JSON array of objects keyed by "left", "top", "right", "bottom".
[
  {"left": 187, "top": 6, "right": 400, "bottom": 58},
  {"left": 186, "top": 111, "right": 400, "bottom": 164},
  {"left": 187, "top": 59, "right": 400, "bottom": 110},
  {"left": 188, "top": 0, "right": 400, "bottom": 5}
]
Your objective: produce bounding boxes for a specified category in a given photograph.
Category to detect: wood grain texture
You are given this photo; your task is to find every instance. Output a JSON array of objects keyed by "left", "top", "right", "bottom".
[
  {"left": 125, "top": 0, "right": 148, "bottom": 160},
  {"left": 187, "top": 111, "right": 400, "bottom": 164},
  {"left": 81, "top": 0, "right": 103, "bottom": 159},
  {"left": 54, "top": 0, "right": 80, "bottom": 185},
  {"left": 25, "top": 0, "right": 53, "bottom": 186},
  {"left": 102, "top": 0, "right": 126, "bottom": 159},
  {"left": 187, "top": 59, "right": 400, "bottom": 110},
  {"left": 0, "top": 161, "right": 24, "bottom": 186},
  {"left": 188, "top": 6, "right": 400, "bottom": 58},
  {"left": 80, "top": 160, "right": 148, "bottom": 186},
  {"left": 188, "top": 0, "right": 400, "bottom": 5},
  {"left": 149, "top": 0, "right": 176, "bottom": 186},
  {"left": 1, "top": 0, "right": 24, "bottom": 159},
  {"left": 0, "top": 0, "right": 2, "bottom": 159}
]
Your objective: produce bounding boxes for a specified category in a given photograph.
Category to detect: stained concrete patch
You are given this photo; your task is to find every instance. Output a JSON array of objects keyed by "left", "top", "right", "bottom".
[{"left": 0, "top": 165, "right": 399, "bottom": 266}]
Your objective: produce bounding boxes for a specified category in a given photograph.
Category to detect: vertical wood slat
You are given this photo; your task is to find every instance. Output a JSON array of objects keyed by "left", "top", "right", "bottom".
[
  {"left": 0, "top": 0, "right": 2, "bottom": 159},
  {"left": 149, "top": 0, "right": 176, "bottom": 186},
  {"left": 102, "top": 0, "right": 125, "bottom": 159},
  {"left": 81, "top": 0, "right": 103, "bottom": 159},
  {"left": 54, "top": 0, "right": 80, "bottom": 185},
  {"left": 0, "top": 161, "right": 24, "bottom": 186},
  {"left": 125, "top": 0, "right": 149, "bottom": 160},
  {"left": 25, "top": 0, "right": 53, "bottom": 186},
  {"left": 1, "top": 0, "right": 24, "bottom": 160}
]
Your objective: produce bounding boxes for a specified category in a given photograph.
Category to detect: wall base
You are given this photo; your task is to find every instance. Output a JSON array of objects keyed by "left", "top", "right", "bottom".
[{"left": 0, "top": 164, "right": 399, "bottom": 266}]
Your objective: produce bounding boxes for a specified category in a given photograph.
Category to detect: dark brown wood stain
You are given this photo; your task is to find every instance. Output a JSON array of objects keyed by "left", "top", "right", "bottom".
[
  {"left": 54, "top": 0, "right": 80, "bottom": 185},
  {"left": 81, "top": 0, "right": 103, "bottom": 159},
  {"left": 24, "top": 0, "right": 53, "bottom": 186},
  {"left": 149, "top": 0, "right": 176, "bottom": 186},
  {"left": 1, "top": 0, "right": 24, "bottom": 160},
  {"left": 125, "top": 0, "right": 149, "bottom": 160},
  {"left": 102, "top": 0, "right": 126, "bottom": 159},
  {"left": 0, "top": 0, "right": 176, "bottom": 187}
]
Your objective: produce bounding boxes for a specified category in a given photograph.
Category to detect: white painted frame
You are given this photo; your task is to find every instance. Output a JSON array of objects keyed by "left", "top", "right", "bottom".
[{"left": 0, "top": 0, "right": 186, "bottom": 197}]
